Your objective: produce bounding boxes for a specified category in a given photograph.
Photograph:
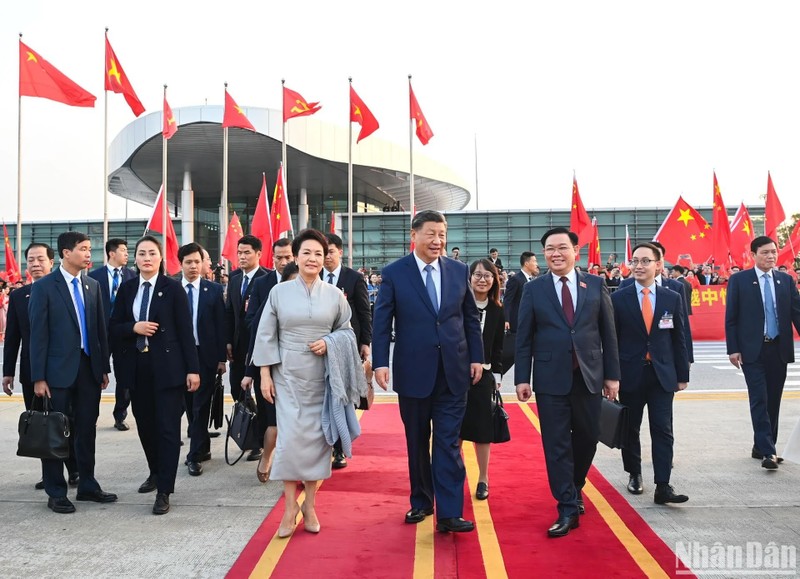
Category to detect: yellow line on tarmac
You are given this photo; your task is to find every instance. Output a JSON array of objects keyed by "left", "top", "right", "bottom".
[
  {"left": 516, "top": 402, "right": 669, "bottom": 579},
  {"left": 413, "top": 516, "right": 435, "bottom": 579}
]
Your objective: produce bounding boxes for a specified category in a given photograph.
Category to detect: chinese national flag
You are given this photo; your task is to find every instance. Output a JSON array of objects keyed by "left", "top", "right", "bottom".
[
  {"left": 283, "top": 86, "right": 321, "bottom": 122},
  {"left": 350, "top": 86, "right": 379, "bottom": 143},
  {"left": 145, "top": 185, "right": 181, "bottom": 275},
  {"left": 251, "top": 174, "right": 273, "bottom": 268},
  {"left": 105, "top": 36, "right": 145, "bottom": 117},
  {"left": 652, "top": 196, "right": 713, "bottom": 265},
  {"left": 570, "top": 176, "right": 593, "bottom": 247},
  {"left": 710, "top": 172, "right": 732, "bottom": 270},
  {"left": 221, "top": 212, "right": 244, "bottom": 270},
  {"left": 329, "top": 211, "right": 336, "bottom": 234},
  {"left": 19, "top": 40, "right": 96, "bottom": 107},
  {"left": 3, "top": 224, "right": 21, "bottom": 283},
  {"left": 163, "top": 95, "right": 177, "bottom": 139},
  {"left": 270, "top": 165, "right": 293, "bottom": 240},
  {"left": 409, "top": 84, "right": 433, "bottom": 145},
  {"left": 777, "top": 219, "right": 800, "bottom": 268},
  {"left": 764, "top": 172, "right": 786, "bottom": 239},
  {"left": 729, "top": 203, "right": 755, "bottom": 268},
  {"left": 588, "top": 218, "right": 601, "bottom": 266},
  {"left": 619, "top": 224, "right": 632, "bottom": 277},
  {"left": 222, "top": 89, "right": 255, "bottom": 131}
]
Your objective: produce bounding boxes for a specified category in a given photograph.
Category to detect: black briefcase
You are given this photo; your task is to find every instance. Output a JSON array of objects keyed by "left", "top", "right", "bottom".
[
  {"left": 598, "top": 398, "right": 629, "bottom": 449},
  {"left": 17, "top": 397, "right": 71, "bottom": 460}
]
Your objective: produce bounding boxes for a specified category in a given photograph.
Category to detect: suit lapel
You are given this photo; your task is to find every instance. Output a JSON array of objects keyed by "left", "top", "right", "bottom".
[
  {"left": 148, "top": 275, "right": 169, "bottom": 321},
  {"left": 626, "top": 286, "right": 648, "bottom": 335},
  {"left": 54, "top": 271, "right": 80, "bottom": 330},
  {"left": 406, "top": 255, "right": 437, "bottom": 317},
  {"left": 543, "top": 275, "right": 569, "bottom": 325},
  {"left": 573, "top": 273, "right": 587, "bottom": 322},
  {"left": 197, "top": 279, "right": 208, "bottom": 322}
]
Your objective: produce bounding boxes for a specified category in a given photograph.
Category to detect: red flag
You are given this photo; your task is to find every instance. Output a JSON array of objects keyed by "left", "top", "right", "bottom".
[
  {"left": 652, "top": 196, "right": 713, "bottom": 265},
  {"left": 163, "top": 95, "right": 177, "bottom": 139},
  {"left": 570, "top": 175, "right": 593, "bottom": 247},
  {"left": 221, "top": 212, "right": 244, "bottom": 269},
  {"left": 765, "top": 172, "right": 786, "bottom": 239},
  {"left": 329, "top": 211, "right": 336, "bottom": 234},
  {"left": 729, "top": 203, "right": 755, "bottom": 268},
  {"left": 105, "top": 35, "right": 145, "bottom": 117},
  {"left": 222, "top": 89, "right": 255, "bottom": 131},
  {"left": 619, "top": 224, "right": 631, "bottom": 277},
  {"left": 588, "top": 218, "right": 601, "bottom": 266},
  {"left": 409, "top": 84, "right": 434, "bottom": 145},
  {"left": 777, "top": 219, "right": 800, "bottom": 268},
  {"left": 19, "top": 40, "right": 96, "bottom": 107},
  {"left": 350, "top": 86, "right": 379, "bottom": 142},
  {"left": 144, "top": 185, "right": 181, "bottom": 275},
  {"left": 3, "top": 224, "right": 21, "bottom": 283},
  {"left": 251, "top": 174, "right": 273, "bottom": 268},
  {"left": 25, "top": 269, "right": 33, "bottom": 284},
  {"left": 710, "top": 172, "right": 732, "bottom": 270},
  {"left": 270, "top": 165, "right": 293, "bottom": 239},
  {"left": 283, "top": 86, "right": 321, "bottom": 122},
  {"left": 409, "top": 206, "right": 417, "bottom": 253}
]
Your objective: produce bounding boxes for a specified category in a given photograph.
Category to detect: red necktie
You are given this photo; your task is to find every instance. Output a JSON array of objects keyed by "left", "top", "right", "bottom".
[
  {"left": 561, "top": 277, "right": 578, "bottom": 369},
  {"left": 642, "top": 287, "right": 653, "bottom": 360}
]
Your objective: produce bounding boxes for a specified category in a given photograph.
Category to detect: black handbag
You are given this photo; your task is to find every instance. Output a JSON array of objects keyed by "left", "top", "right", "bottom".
[
  {"left": 225, "top": 390, "right": 260, "bottom": 465},
  {"left": 491, "top": 389, "right": 511, "bottom": 444},
  {"left": 501, "top": 331, "right": 516, "bottom": 375},
  {"left": 17, "top": 397, "right": 70, "bottom": 460},
  {"left": 599, "top": 398, "right": 629, "bottom": 449},
  {"left": 208, "top": 371, "right": 224, "bottom": 430}
]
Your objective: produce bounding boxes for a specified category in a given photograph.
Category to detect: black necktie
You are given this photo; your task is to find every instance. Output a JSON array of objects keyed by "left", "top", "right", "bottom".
[
  {"left": 111, "top": 268, "right": 120, "bottom": 304},
  {"left": 136, "top": 281, "right": 151, "bottom": 352},
  {"left": 327, "top": 273, "right": 335, "bottom": 284},
  {"left": 241, "top": 275, "right": 249, "bottom": 299}
]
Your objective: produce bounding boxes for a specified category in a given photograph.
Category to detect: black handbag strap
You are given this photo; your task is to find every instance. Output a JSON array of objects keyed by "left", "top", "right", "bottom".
[{"left": 224, "top": 414, "right": 247, "bottom": 466}]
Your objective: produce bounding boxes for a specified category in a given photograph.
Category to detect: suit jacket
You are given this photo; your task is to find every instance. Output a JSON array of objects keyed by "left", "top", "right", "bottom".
[
  {"left": 503, "top": 271, "right": 530, "bottom": 332},
  {"left": 372, "top": 254, "right": 483, "bottom": 398},
  {"left": 674, "top": 276, "right": 694, "bottom": 315},
  {"left": 612, "top": 284, "right": 689, "bottom": 393},
  {"left": 225, "top": 267, "right": 267, "bottom": 353},
  {"left": 725, "top": 268, "right": 800, "bottom": 364},
  {"left": 514, "top": 272, "right": 620, "bottom": 395},
  {"left": 321, "top": 266, "right": 372, "bottom": 348},
  {"left": 244, "top": 270, "right": 278, "bottom": 332},
  {"left": 490, "top": 257, "right": 504, "bottom": 271},
  {"left": 109, "top": 274, "right": 200, "bottom": 390},
  {"left": 2, "top": 285, "right": 32, "bottom": 384},
  {"left": 479, "top": 300, "right": 505, "bottom": 374},
  {"left": 88, "top": 265, "right": 136, "bottom": 323},
  {"left": 29, "top": 270, "right": 110, "bottom": 388},
  {"left": 193, "top": 279, "right": 227, "bottom": 370}
]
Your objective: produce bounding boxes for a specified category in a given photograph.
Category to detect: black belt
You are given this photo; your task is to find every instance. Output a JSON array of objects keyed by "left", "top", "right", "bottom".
[{"left": 764, "top": 336, "right": 778, "bottom": 343}]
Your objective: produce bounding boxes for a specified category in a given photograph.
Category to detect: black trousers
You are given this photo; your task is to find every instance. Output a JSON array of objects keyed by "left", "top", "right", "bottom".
[
  {"left": 112, "top": 383, "right": 130, "bottom": 423},
  {"left": 742, "top": 340, "right": 787, "bottom": 456},
  {"left": 536, "top": 369, "right": 601, "bottom": 518},
  {"left": 187, "top": 363, "right": 218, "bottom": 462},
  {"left": 130, "top": 352, "right": 184, "bottom": 494}
]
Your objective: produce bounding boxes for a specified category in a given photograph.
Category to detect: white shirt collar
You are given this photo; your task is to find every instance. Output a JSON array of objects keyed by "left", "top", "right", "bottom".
[
  {"left": 550, "top": 269, "right": 576, "bottom": 285},
  {"left": 182, "top": 276, "right": 200, "bottom": 289},
  {"left": 324, "top": 264, "right": 342, "bottom": 280},
  {"left": 634, "top": 280, "right": 657, "bottom": 294},
  {"left": 139, "top": 273, "right": 158, "bottom": 288},
  {"left": 413, "top": 253, "right": 438, "bottom": 274},
  {"left": 59, "top": 265, "right": 79, "bottom": 285}
]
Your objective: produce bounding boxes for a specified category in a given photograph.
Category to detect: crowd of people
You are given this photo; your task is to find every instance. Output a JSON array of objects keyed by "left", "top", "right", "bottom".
[{"left": 3, "top": 214, "right": 800, "bottom": 542}]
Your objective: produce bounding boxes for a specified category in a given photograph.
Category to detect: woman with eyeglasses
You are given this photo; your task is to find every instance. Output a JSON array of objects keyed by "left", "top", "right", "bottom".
[{"left": 459, "top": 259, "right": 505, "bottom": 500}]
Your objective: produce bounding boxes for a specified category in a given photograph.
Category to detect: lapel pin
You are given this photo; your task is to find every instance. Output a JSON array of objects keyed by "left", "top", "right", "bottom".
[
  {"left": 158, "top": 291, "right": 163, "bottom": 297},
  {"left": 579, "top": 281, "right": 587, "bottom": 288},
  {"left": 776, "top": 280, "right": 781, "bottom": 284},
  {"left": 85, "top": 285, "right": 89, "bottom": 290},
  {"left": 203, "top": 287, "right": 208, "bottom": 291}
]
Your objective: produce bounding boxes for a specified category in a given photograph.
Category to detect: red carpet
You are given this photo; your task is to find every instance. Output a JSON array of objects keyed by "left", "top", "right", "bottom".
[{"left": 228, "top": 402, "right": 693, "bottom": 578}]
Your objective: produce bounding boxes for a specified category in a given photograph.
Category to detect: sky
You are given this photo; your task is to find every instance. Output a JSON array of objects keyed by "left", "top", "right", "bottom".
[{"left": 3, "top": 0, "right": 800, "bottom": 225}]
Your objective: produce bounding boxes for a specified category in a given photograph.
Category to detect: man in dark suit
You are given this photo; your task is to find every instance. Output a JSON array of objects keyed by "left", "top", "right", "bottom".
[
  {"left": 726, "top": 235, "right": 800, "bottom": 469},
  {"left": 323, "top": 233, "right": 372, "bottom": 469},
  {"left": 488, "top": 248, "right": 504, "bottom": 272},
  {"left": 612, "top": 243, "right": 690, "bottom": 504},
  {"left": 29, "top": 231, "right": 117, "bottom": 514},
  {"left": 515, "top": 227, "right": 620, "bottom": 538},
  {"left": 503, "top": 251, "right": 539, "bottom": 333},
  {"left": 374, "top": 210, "right": 484, "bottom": 534},
  {"left": 179, "top": 243, "right": 227, "bottom": 476},
  {"left": 225, "top": 234, "right": 268, "bottom": 462},
  {"left": 669, "top": 265, "right": 694, "bottom": 315},
  {"left": 88, "top": 237, "right": 136, "bottom": 431}
]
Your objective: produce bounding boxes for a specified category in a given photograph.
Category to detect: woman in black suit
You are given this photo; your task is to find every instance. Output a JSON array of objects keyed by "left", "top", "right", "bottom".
[
  {"left": 109, "top": 235, "right": 200, "bottom": 515},
  {"left": 460, "top": 259, "right": 504, "bottom": 500}
]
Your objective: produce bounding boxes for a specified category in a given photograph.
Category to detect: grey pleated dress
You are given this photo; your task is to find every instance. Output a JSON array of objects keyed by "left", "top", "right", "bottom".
[{"left": 252, "top": 277, "right": 352, "bottom": 482}]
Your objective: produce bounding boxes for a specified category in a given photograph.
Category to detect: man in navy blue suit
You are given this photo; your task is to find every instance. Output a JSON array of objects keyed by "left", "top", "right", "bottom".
[
  {"left": 88, "top": 237, "right": 136, "bottom": 431},
  {"left": 374, "top": 210, "right": 484, "bottom": 533},
  {"left": 29, "top": 231, "right": 117, "bottom": 514},
  {"left": 515, "top": 227, "right": 620, "bottom": 538},
  {"left": 612, "top": 242, "right": 689, "bottom": 503},
  {"left": 726, "top": 235, "right": 800, "bottom": 469}
]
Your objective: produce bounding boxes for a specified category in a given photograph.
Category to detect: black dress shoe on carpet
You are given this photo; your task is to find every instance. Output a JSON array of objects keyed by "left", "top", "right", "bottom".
[
  {"left": 209, "top": 431, "right": 221, "bottom": 438},
  {"left": 405, "top": 507, "right": 435, "bottom": 524},
  {"left": 332, "top": 450, "right": 348, "bottom": 469},
  {"left": 762, "top": 455, "right": 779, "bottom": 470},
  {"left": 138, "top": 476, "right": 157, "bottom": 493},
  {"left": 187, "top": 461, "right": 203, "bottom": 476},
  {"left": 113, "top": 420, "right": 130, "bottom": 431},
  {"left": 48, "top": 496, "right": 76, "bottom": 514},
  {"left": 548, "top": 515, "right": 579, "bottom": 538},
  {"left": 577, "top": 495, "right": 585, "bottom": 515},
  {"left": 436, "top": 518, "right": 475, "bottom": 533},
  {"left": 627, "top": 473, "right": 644, "bottom": 495},
  {"left": 68, "top": 472, "right": 79, "bottom": 486},
  {"left": 152, "top": 493, "right": 170, "bottom": 515},
  {"left": 246, "top": 448, "right": 263, "bottom": 462},
  {"left": 476, "top": 482, "right": 489, "bottom": 500},
  {"left": 654, "top": 484, "right": 689, "bottom": 504},
  {"left": 35, "top": 480, "right": 45, "bottom": 490},
  {"left": 76, "top": 489, "right": 118, "bottom": 503}
]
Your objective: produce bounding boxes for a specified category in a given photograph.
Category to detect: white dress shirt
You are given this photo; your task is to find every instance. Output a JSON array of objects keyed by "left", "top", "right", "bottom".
[
  {"left": 550, "top": 269, "right": 578, "bottom": 309},
  {"left": 413, "top": 253, "right": 442, "bottom": 308},
  {"left": 59, "top": 266, "right": 86, "bottom": 349},
  {"left": 182, "top": 277, "right": 200, "bottom": 345}
]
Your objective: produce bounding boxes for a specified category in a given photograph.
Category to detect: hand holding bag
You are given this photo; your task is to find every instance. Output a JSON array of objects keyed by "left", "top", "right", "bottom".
[
  {"left": 225, "top": 390, "right": 260, "bottom": 465},
  {"left": 17, "top": 396, "right": 70, "bottom": 460},
  {"left": 598, "top": 398, "right": 629, "bottom": 449},
  {"left": 491, "top": 389, "right": 511, "bottom": 444}
]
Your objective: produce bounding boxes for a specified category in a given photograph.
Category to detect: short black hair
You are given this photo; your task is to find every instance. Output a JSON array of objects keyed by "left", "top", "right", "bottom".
[
  {"left": 273, "top": 237, "right": 292, "bottom": 252},
  {"left": 57, "top": 231, "right": 90, "bottom": 259},
  {"left": 540, "top": 227, "right": 578, "bottom": 247},
  {"left": 291, "top": 228, "right": 328, "bottom": 257},
  {"left": 325, "top": 233, "right": 343, "bottom": 250},
  {"left": 281, "top": 262, "right": 299, "bottom": 280},
  {"left": 411, "top": 210, "right": 446, "bottom": 230},
  {"left": 105, "top": 238, "right": 128, "bottom": 258},
  {"left": 25, "top": 242, "right": 54, "bottom": 260},
  {"left": 237, "top": 234, "right": 262, "bottom": 252},
  {"left": 489, "top": 248, "right": 498, "bottom": 254},
  {"left": 632, "top": 242, "right": 662, "bottom": 261},
  {"left": 134, "top": 235, "right": 166, "bottom": 275},
  {"left": 519, "top": 251, "right": 535, "bottom": 267},
  {"left": 650, "top": 241, "right": 666, "bottom": 256},
  {"left": 178, "top": 242, "right": 204, "bottom": 263},
  {"left": 751, "top": 236, "right": 776, "bottom": 253},
  {"left": 452, "top": 246, "right": 460, "bottom": 251},
  {"left": 672, "top": 264, "right": 686, "bottom": 274}
]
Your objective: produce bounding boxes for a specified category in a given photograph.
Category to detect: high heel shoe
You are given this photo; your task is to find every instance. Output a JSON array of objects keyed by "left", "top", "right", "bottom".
[
  {"left": 300, "top": 502, "right": 321, "bottom": 533},
  {"left": 256, "top": 457, "right": 269, "bottom": 484},
  {"left": 277, "top": 502, "right": 300, "bottom": 538}
]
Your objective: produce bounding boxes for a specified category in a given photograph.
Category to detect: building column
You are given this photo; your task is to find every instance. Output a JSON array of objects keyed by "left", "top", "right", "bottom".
[
  {"left": 298, "top": 187, "right": 309, "bottom": 230},
  {"left": 181, "top": 171, "right": 194, "bottom": 243}
]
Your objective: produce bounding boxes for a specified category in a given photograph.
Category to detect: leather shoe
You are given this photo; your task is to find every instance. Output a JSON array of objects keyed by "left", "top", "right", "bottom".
[
  {"left": 476, "top": 482, "right": 489, "bottom": 500},
  {"left": 187, "top": 461, "right": 203, "bottom": 476},
  {"left": 762, "top": 455, "right": 779, "bottom": 470},
  {"left": 436, "top": 517, "right": 475, "bottom": 533},
  {"left": 548, "top": 515, "right": 579, "bottom": 537},
  {"left": 332, "top": 450, "right": 348, "bottom": 469},
  {"left": 627, "top": 473, "right": 644, "bottom": 495},
  {"left": 577, "top": 495, "right": 585, "bottom": 515},
  {"left": 153, "top": 492, "right": 170, "bottom": 515},
  {"left": 405, "top": 507, "right": 434, "bottom": 524},
  {"left": 76, "top": 489, "right": 118, "bottom": 503},
  {"left": 113, "top": 420, "right": 130, "bottom": 431},
  {"left": 654, "top": 484, "right": 689, "bottom": 504},
  {"left": 35, "top": 480, "right": 45, "bottom": 490},
  {"left": 48, "top": 496, "right": 76, "bottom": 514},
  {"left": 208, "top": 431, "right": 221, "bottom": 438},
  {"left": 138, "top": 476, "right": 157, "bottom": 494},
  {"left": 246, "top": 448, "right": 263, "bottom": 462},
  {"left": 752, "top": 447, "right": 784, "bottom": 463},
  {"left": 68, "top": 472, "right": 79, "bottom": 486}
]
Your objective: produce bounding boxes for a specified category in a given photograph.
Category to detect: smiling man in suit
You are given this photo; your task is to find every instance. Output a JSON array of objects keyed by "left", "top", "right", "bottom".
[
  {"left": 726, "top": 236, "right": 800, "bottom": 469},
  {"left": 612, "top": 242, "right": 689, "bottom": 504},
  {"left": 29, "top": 231, "right": 116, "bottom": 514},
  {"left": 373, "top": 210, "right": 484, "bottom": 533}
]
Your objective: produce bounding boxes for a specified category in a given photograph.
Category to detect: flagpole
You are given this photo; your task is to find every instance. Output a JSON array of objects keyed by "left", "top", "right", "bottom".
[
  {"left": 222, "top": 82, "right": 229, "bottom": 267},
  {"left": 408, "top": 75, "right": 415, "bottom": 236},
  {"left": 347, "top": 77, "right": 354, "bottom": 268},
  {"left": 474, "top": 132, "right": 479, "bottom": 210},
  {"left": 103, "top": 28, "right": 110, "bottom": 259},
  {"left": 281, "top": 78, "right": 287, "bottom": 223},
  {"left": 17, "top": 34, "right": 23, "bottom": 270},
  {"left": 162, "top": 85, "right": 168, "bottom": 243}
]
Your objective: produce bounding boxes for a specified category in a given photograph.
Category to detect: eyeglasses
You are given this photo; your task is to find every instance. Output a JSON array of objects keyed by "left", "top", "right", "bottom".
[
  {"left": 471, "top": 272, "right": 494, "bottom": 281},
  {"left": 629, "top": 258, "right": 655, "bottom": 267}
]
